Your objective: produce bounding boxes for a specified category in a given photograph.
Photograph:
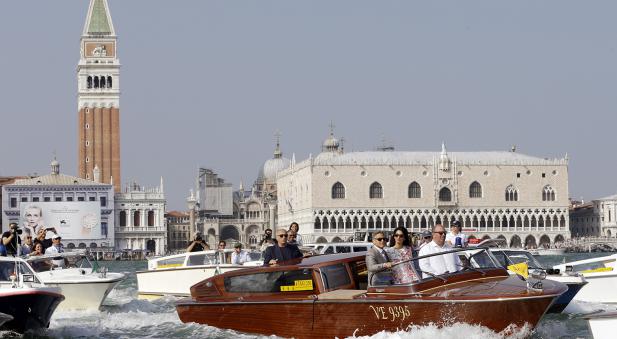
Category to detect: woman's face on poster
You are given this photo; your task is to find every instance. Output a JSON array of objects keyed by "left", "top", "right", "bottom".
[{"left": 25, "top": 208, "right": 42, "bottom": 226}]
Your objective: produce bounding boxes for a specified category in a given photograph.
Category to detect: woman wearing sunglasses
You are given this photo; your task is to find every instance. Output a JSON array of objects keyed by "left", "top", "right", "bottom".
[{"left": 388, "top": 227, "right": 419, "bottom": 284}]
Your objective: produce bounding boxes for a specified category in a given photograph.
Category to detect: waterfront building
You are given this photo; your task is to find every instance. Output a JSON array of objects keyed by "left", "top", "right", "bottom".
[
  {"left": 166, "top": 210, "right": 190, "bottom": 252},
  {"left": 0, "top": 176, "right": 32, "bottom": 231},
  {"left": 1, "top": 159, "right": 115, "bottom": 249},
  {"left": 114, "top": 180, "right": 167, "bottom": 255},
  {"left": 191, "top": 139, "right": 289, "bottom": 248},
  {"left": 277, "top": 129, "right": 571, "bottom": 248},
  {"left": 78, "top": 0, "right": 121, "bottom": 192},
  {"left": 570, "top": 195, "right": 617, "bottom": 238}
]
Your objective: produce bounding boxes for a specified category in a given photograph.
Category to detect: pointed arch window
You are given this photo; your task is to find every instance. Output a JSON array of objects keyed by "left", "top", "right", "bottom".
[
  {"left": 469, "top": 181, "right": 482, "bottom": 198},
  {"left": 369, "top": 182, "right": 383, "bottom": 199},
  {"left": 439, "top": 187, "right": 451, "bottom": 202},
  {"left": 100, "top": 76, "right": 106, "bottom": 88},
  {"left": 94, "top": 76, "right": 99, "bottom": 88},
  {"left": 505, "top": 185, "right": 518, "bottom": 202},
  {"left": 87, "top": 76, "right": 93, "bottom": 89},
  {"left": 542, "top": 185, "right": 555, "bottom": 201},
  {"left": 408, "top": 182, "right": 421, "bottom": 198},
  {"left": 331, "top": 182, "right": 345, "bottom": 199},
  {"left": 107, "top": 76, "right": 113, "bottom": 88}
]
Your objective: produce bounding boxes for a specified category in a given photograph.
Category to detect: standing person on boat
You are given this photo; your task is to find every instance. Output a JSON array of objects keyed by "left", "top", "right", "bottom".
[
  {"left": 187, "top": 233, "right": 209, "bottom": 252},
  {"left": 445, "top": 220, "right": 467, "bottom": 248},
  {"left": 287, "top": 231, "right": 298, "bottom": 245},
  {"left": 33, "top": 228, "right": 52, "bottom": 252},
  {"left": 231, "top": 243, "right": 250, "bottom": 265},
  {"left": 418, "top": 224, "right": 461, "bottom": 278},
  {"left": 288, "top": 222, "right": 304, "bottom": 246},
  {"left": 45, "top": 234, "right": 66, "bottom": 267},
  {"left": 366, "top": 231, "right": 394, "bottom": 286},
  {"left": 418, "top": 230, "right": 432, "bottom": 250},
  {"left": 2, "top": 223, "right": 22, "bottom": 257},
  {"left": 263, "top": 229, "right": 303, "bottom": 266},
  {"left": 259, "top": 228, "right": 274, "bottom": 252},
  {"left": 388, "top": 227, "right": 419, "bottom": 284},
  {"left": 21, "top": 233, "right": 34, "bottom": 255},
  {"left": 28, "top": 243, "right": 44, "bottom": 257}
]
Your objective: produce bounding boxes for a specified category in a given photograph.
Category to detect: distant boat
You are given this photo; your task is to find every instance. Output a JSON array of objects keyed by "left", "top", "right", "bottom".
[
  {"left": 528, "top": 248, "right": 566, "bottom": 256},
  {"left": 176, "top": 248, "right": 567, "bottom": 338},
  {"left": 26, "top": 252, "right": 125, "bottom": 310},
  {"left": 136, "top": 249, "right": 262, "bottom": 299},
  {"left": 553, "top": 253, "right": 617, "bottom": 303}
]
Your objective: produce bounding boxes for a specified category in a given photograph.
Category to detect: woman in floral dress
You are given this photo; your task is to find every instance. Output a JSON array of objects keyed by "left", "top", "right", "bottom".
[{"left": 386, "top": 226, "right": 419, "bottom": 284}]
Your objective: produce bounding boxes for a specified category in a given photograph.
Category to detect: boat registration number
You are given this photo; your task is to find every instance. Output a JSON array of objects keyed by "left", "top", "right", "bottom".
[
  {"left": 369, "top": 305, "right": 411, "bottom": 322},
  {"left": 281, "top": 279, "right": 313, "bottom": 291}
]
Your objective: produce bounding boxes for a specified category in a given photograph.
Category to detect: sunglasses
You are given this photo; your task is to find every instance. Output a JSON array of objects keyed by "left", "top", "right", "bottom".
[
  {"left": 423, "top": 236, "right": 432, "bottom": 239},
  {"left": 393, "top": 234, "right": 405, "bottom": 238},
  {"left": 288, "top": 235, "right": 296, "bottom": 238},
  {"left": 433, "top": 231, "right": 446, "bottom": 236},
  {"left": 374, "top": 237, "right": 386, "bottom": 242},
  {"left": 278, "top": 234, "right": 288, "bottom": 238}
]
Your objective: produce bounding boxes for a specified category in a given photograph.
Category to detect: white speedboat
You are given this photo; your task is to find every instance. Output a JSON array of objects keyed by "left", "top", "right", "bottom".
[
  {"left": 528, "top": 248, "right": 566, "bottom": 256},
  {"left": 489, "top": 248, "right": 587, "bottom": 313},
  {"left": 136, "top": 249, "right": 261, "bottom": 299},
  {"left": 26, "top": 252, "right": 126, "bottom": 310},
  {"left": 553, "top": 254, "right": 617, "bottom": 304},
  {"left": 0, "top": 256, "right": 64, "bottom": 332},
  {"left": 583, "top": 310, "right": 617, "bottom": 339}
]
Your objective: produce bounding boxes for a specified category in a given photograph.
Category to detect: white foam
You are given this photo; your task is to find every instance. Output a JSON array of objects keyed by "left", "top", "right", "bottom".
[
  {"left": 347, "top": 323, "right": 531, "bottom": 339},
  {"left": 564, "top": 300, "right": 617, "bottom": 314}
]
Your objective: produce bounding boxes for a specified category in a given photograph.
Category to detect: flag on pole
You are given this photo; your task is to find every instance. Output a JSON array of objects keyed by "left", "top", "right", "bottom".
[{"left": 507, "top": 262, "right": 529, "bottom": 279}]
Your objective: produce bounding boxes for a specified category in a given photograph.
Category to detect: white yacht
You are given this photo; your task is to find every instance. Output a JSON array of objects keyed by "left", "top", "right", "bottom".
[
  {"left": 553, "top": 253, "right": 617, "bottom": 304},
  {"left": 26, "top": 252, "right": 126, "bottom": 310},
  {"left": 136, "top": 249, "right": 261, "bottom": 299}
]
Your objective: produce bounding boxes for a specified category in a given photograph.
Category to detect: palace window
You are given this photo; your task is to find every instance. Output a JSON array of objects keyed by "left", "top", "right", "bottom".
[
  {"left": 408, "top": 182, "right": 421, "bottom": 198},
  {"left": 439, "top": 187, "right": 452, "bottom": 202},
  {"left": 469, "top": 181, "right": 482, "bottom": 198},
  {"left": 369, "top": 182, "right": 383, "bottom": 199},
  {"left": 542, "top": 185, "right": 556, "bottom": 201},
  {"left": 505, "top": 185, "right": 518, "bottom": 201},
  {"left": 331, "top": 182, "right": 345, "bottom": 199}
]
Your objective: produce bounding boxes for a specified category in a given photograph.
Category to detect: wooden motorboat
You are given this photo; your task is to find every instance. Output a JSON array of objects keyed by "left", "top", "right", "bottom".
[
  {"left": 0, "top": 256, "right": 64, "bottom": 333},
  {"left": 176, "top": 247, "right": 567, "bottom": 338},
  {"left": 487, "top": 248, "right": 587, "bottom": 313}
]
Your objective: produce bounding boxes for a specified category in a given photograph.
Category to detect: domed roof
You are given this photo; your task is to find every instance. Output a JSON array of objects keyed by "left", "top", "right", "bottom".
[
  {"left": 260, "top": 157, "right": 291, "bottom": 181},
  {"left": 323, "top": 134, "right": 340, "bottom": 149}
]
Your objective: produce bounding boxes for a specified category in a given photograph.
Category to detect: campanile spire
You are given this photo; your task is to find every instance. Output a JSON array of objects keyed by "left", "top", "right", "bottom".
[{"left": 77, "top": 0, "right": 121, "bottom": 192}]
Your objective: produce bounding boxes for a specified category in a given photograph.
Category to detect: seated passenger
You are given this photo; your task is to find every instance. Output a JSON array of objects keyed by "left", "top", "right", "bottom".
[
  {"left": 366, "top": 231, "right": 393, "bottom": 286},
  {"left": 388, "top": 227, "right": 419, "bottom": 284},
  {"left": 263, "top": 229, "right": 303, "bottom": 266},
  {"left": 231, "top": 243, "right": 250, "bottom": 265},
  {"left": 418, "top": 224, "right": 461, "bottom": 278}
]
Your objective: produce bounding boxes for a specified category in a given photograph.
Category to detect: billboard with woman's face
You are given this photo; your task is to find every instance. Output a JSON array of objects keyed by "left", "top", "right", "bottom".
[{"left": 20, "top": 202, "right": 102, "bottom": 240}]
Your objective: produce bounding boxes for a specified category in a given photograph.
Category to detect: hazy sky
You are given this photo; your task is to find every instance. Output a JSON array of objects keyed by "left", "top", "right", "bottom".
[{"left": 1, "top": 1, "right": 616, "bottom": 210}]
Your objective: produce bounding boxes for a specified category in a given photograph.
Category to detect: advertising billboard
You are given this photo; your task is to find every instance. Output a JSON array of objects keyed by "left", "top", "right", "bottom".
[{"left": 20, "top": 202, "right": 102, "bottom": 240}]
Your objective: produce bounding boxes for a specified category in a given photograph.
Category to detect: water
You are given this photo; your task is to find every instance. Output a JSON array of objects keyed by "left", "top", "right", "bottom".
[{"left": 1, "top": 253, "right": 614, "bottom": 338}]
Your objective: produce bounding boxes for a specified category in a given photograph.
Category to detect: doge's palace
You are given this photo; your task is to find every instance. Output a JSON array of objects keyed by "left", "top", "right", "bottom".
[{"left": 277, "top": 130, "right": 570, "bottom": 248}]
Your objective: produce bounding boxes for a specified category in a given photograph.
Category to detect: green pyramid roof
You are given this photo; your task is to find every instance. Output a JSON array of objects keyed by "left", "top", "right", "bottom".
[{"left": 87, "top": 0, "right": 112, "bottom": 35}]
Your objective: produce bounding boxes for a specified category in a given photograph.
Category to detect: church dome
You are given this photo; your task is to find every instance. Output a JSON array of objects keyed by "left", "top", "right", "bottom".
[{"left": 260, "top": 157, "right": 291, "bottom": 181}]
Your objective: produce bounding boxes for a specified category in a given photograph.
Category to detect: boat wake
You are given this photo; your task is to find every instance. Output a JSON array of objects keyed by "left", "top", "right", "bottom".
[{"left": 348, "top": 323, "right": 532, "bottom": 339}]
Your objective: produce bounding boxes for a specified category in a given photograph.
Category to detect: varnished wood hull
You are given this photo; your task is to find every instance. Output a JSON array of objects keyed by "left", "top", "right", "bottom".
[{"left": 177, "top": 294, "right": 557, "bottom": 338}]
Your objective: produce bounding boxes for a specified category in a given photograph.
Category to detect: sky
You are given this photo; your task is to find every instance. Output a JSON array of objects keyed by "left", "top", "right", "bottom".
[{"left": 0, "top": 1, "right": 616, "bottom": 210}]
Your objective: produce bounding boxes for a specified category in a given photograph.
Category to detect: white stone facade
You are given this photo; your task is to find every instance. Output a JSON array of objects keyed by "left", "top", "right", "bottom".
[
  {"left": 570, "top": 195, "right": 617, "bottom": 238},
  {"left": 278, "top": 139, "right": 571, "bottom": 249},
  {"left": 114, "top": 180, "right": 167, "bottom": 255}
]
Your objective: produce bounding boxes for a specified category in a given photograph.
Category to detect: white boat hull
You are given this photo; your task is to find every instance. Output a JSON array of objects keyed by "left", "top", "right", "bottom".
[
  {"left": 37, "top": 270, "right": 125, "bottom": 310},
  {"left": 585, "top": 311, "right": 617, "bottom": 339},
  {"left": 572, "top": 273, "right": 617, "bottom": 304},
  {"left": 136, "top": 265, "right": 244, "bottom": 298}
]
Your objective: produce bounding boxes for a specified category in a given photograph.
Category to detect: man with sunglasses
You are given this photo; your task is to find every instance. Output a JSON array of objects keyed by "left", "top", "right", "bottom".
[
  {"left": 263, "top": 228, "right": 303, "bottom": 266},
  {"left": 418, "top": 224, "right": 461, "bottom": 279},
  {"left": 366, "top": 231, "right": 393, "bottom": 286}
]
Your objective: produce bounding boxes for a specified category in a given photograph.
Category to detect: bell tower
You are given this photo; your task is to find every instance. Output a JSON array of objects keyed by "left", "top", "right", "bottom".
[{"left": 77, "top": 0, "right": 121, "bottom": 192}]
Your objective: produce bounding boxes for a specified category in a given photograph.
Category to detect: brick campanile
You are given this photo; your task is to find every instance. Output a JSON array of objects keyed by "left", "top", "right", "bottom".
[{"left": 77, "top": 0, "right": 121, "bottom": 192}]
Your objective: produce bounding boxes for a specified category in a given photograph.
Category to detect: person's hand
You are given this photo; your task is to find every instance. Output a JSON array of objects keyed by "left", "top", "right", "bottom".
[
  {"left": 384, "top": 262, "right": 392, "bottom": 269},
  {"left": 269, "top": 259, "right": 278, "bottom": 266}
]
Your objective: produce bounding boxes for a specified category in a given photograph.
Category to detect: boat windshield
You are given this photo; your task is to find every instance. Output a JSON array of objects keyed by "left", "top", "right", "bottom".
[
  {"left": 187, "top": 252, "right": 230, "bottom": 266},
  {"left": 0, "top": 261, "right": 36, "bottom": 281},
  {"left": 28, "top": 255, "right": 92, "bottom": 273},
  {"left": 569, "top": 258, "right": 616, "bottom": 273},
  {"left": 224, "top": 268, "right": 314, "bottom": 293},
  {"left": 492, "top": 250, "right": 544, "bottom": 270}
]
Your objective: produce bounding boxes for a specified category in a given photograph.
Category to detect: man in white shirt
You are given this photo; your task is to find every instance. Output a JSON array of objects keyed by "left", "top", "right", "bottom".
[
  {"left": 445, "top": 220, "right": 467, "bottom": 248},
  {"left": 45, "top": 234, "right": 65, "bottom": 268},
  {"left": 231, "top": 243, "right": 250, "bottom": 265},
  {"left": 418, "top": 224, "right": 461, "bottom": 278}
]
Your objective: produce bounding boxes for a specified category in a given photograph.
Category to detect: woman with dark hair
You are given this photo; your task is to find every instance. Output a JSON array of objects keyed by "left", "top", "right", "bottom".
[{"left": 387, "top": 226, "right": 419, "bottom": 284}]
